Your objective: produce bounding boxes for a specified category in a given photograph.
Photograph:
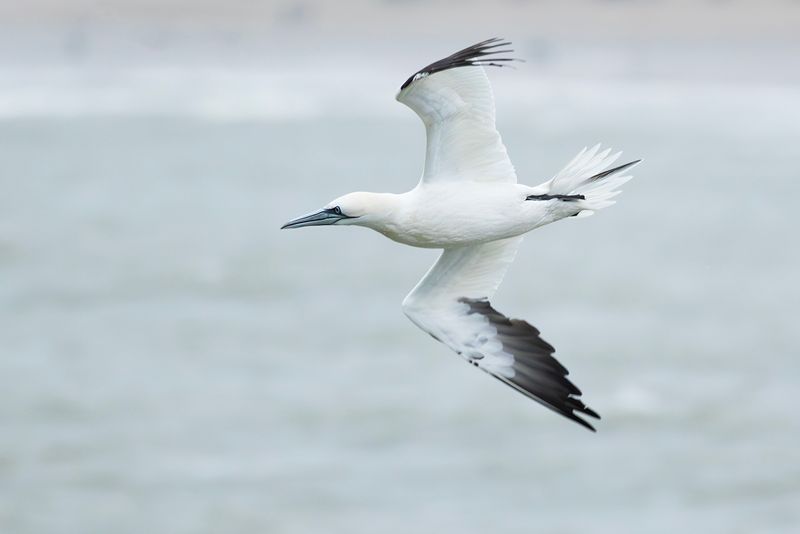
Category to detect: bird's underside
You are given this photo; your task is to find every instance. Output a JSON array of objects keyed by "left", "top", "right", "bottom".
[{"left": 396, "top": 38, "right": 639, "bottom": 431}]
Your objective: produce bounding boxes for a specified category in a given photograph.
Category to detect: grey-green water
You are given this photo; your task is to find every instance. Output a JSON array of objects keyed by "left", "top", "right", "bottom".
[{"left": 1, "top": 80, "right": 799, "bottom": 533}]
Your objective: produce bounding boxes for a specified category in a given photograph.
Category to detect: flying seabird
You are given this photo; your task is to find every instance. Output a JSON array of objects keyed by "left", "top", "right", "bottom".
[{"left": 282, "top": 38, "right": 640, "bottom": 431}]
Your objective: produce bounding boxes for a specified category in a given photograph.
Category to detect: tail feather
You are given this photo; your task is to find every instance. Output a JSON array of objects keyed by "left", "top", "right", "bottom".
[
  {"left": 548, "top": 144, "right": 640, "bottom": 216},
  {"left": 587, "top": 159, "right": 641, "bottom": 182}
]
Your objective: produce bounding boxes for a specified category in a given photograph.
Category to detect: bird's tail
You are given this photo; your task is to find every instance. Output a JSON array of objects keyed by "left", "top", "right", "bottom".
[{"left": 548, "top": 144, "right": 640, "bottom": 217}]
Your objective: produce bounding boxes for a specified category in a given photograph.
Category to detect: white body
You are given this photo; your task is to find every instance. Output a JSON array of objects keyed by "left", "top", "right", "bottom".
[{"left": 369, "top": 182, "right": 569, "bottom": 248}]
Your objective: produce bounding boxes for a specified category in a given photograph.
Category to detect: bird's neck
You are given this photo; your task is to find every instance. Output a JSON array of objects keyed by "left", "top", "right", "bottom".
[{"left": 354, "top": 191, "right": 406, "bottom": 234}]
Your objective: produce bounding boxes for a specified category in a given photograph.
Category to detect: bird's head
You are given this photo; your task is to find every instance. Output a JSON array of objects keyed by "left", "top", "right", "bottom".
[{"left": 281, "top": 192, "right": 397, "bottom": 230}]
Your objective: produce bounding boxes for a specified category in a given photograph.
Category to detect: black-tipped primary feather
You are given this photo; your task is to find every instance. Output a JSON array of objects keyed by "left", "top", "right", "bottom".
[
  {"left": 400, "top": 37, "right": 520, "bottom": 90},
  {"left": 460, "top": 298, "right": 600, "bottom": 431}
]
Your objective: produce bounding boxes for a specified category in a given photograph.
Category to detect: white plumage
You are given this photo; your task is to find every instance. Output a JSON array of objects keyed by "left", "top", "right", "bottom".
[
  {"left": 398, "top": 64, "right": 516, "bottom": 183},
  {"left": 282, "top": 39, "right": 640, "bottom": 431}
]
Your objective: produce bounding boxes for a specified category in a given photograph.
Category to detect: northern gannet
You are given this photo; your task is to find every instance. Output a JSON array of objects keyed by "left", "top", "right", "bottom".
[{"left": 282, "top": 38, "right": 640, "bottom": 431}]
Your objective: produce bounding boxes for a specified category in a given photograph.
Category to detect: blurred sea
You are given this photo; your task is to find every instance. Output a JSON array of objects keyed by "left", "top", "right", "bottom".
[{"left": 1, "top": 37, "right": 799, "bottom": 534}]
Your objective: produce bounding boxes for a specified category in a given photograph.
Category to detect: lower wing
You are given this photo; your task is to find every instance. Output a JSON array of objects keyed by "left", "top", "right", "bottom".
[{"left": 402, "top": 238, "right": 599, "bottom": 431}]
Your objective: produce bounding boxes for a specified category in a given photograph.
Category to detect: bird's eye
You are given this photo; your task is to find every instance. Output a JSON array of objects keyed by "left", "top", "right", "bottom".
[{"left": 333, "top": 206, "right": 342, "bottom": 215}]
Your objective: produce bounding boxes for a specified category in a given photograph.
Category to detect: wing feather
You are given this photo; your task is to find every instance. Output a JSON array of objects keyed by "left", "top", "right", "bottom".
[
  {"left": 396, "top": 39, "right": 519, "bottom": 184},
  {"left": 402, "top": 239, "right": 599, "bottom": 431}
]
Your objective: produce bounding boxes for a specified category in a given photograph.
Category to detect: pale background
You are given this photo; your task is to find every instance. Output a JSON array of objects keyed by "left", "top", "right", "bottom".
[{"left": 1, "top": 1, "right": 799, "bottom": 533}]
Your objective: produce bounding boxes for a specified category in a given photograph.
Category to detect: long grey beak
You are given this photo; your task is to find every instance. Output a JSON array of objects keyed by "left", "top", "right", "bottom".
[{"left": 281, "top": 209, "right": 346, "bottom": 229}]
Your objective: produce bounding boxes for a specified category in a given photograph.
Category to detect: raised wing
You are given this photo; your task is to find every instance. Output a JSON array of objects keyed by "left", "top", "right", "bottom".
[
  {"left": 396, "top": 38, "right": 518, "bottom": 184},
  {"left": 402, "top": 238, "right": 599, "bottom": 431}
]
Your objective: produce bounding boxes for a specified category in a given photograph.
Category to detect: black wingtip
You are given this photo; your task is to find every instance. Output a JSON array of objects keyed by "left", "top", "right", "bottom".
[
  {"left": 400, "top": 38, "right": 521, "bottom": 91},
  {"left": 574, "top": 417, "right": 597, "bottom": 432},
  {"left": 460, "top": 297, "right": 601, "bottom": 433},
  {"left": 566, "top": 398, "right": 601, "bottom": 430},
  {"left": 492, "top": 374, "right": 598, "bottom": 432},
  {"left": 583, "top": 406, "right": 601, "bottom": 419}
]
